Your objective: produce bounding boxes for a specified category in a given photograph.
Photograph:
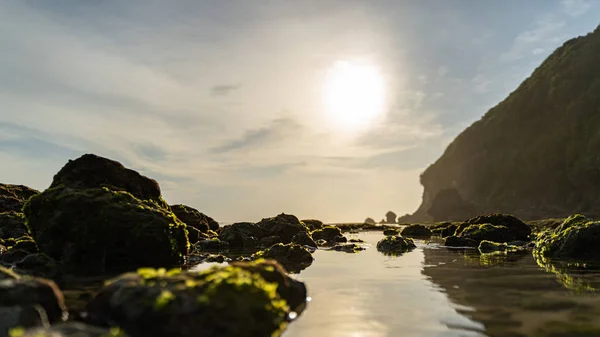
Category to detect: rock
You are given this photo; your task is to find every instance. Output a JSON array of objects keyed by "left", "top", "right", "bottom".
[
  {"left": 376, "top": 236, "right": 416, "bottom": 255},
  {"left": 457, "top": 224, "right": 513, "bottom": 243},
  {"left": 534, "top": 214, "right": 600, "bottom": 261},
  {"left": 253, "top": 243, "right": 313, "bottom": 273},
  {"left": 456, "top": 214, "right": 531, "bottom": 242},
  {"left": 301, "top": 219, "right": 323, "bottom": 231},
  {"left": 441, "top": 224, "right": 459, "bottom": 238},
  {"left": 478, "top": 240, "right": 526, "bottom": 254},
  {"left": 0, "top": 249, "right": 30, "bottom": 265},
  {"left": 256, "top": 214, "right": 309, "bottom": 244},
  {"left": 194, "top": 238, "right": 229, "bottom": 252},
  {"left": 385, "top": 211, "right": 397, "bottom": 224},
  {"left": 444, "top": 236, "right": 478, "bottom": 248},
  {"left": 401, "top": 224, "right": 432, "bottom": 239},
  {"left": 311, "top": 226, "right": 344, "bottom": 243},
  {"left": 291, "top": 232, "right": 317, "bottom": 248},
  {"left": 349, "top": 239, "right": 364, "bottom": 243},
  {"left": 12, "top": 322, "right": 128, "bottom": 337},
  {"left": 0, "top": 244, "right": 5, "bottom": 254},
  {"left": 0, "top": 306, "right": 47, "bottom": 336},
  {"left": 383, "top": 229, "right": 400, "bottom": 236},
  {"left": 49, "top": 154, "right": 166, "bottom": 207},
  {"left": 0, "top": 212, "right": 30, "bottom": 240},
  {"left": 170, "top": 204, "right": 219, "bottom": 232},
  {"left": 24, "top": 186, "right": 188, "bottom": 274},
  {"left": 259, "top": 235, "right": 282, "bottom": 248},
  {"left": 0, "top": 184, "right": 39, "bottom": 213},
  {"left": 83, "top": 260, "right": 307, "bottom": 337},
  {"left": 0, "top": 268, "right": 68, "bottom": 324},
  {"left": 14, "top": 253, "right": 64, "bottom": 281},
  {"left": 328, "top": 244, "right": 365, "bottom": 253},
  {"left": 186, "top": 227, "right": 205, "bottom": 245},
  {"left": 315, "top": 239, "right": 327, "bottom": 246},
  {"left": 12, "top": 236, "right": 38, "bottom": 254},
  {"left": 364, "top": 218, "right": 376, "bottom": 225},
  {"left": 219, "top": 222, "right": 267, "bottom": 249}
]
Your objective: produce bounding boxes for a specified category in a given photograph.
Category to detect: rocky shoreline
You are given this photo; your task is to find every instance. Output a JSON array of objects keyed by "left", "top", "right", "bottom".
[{"left": 1, "top": 153, "right": 599, "bottom": 337}]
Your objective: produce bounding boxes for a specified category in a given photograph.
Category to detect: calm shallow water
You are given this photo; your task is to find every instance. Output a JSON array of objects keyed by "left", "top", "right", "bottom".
[{"left": 284, "top": 232, "right": 600, "bottom": 337}]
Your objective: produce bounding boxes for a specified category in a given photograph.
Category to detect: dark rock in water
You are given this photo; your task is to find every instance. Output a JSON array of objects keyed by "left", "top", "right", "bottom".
[
  {"left": 49, "top": 154, "right": 166, "bottom": 207},
  {"left": 14, "top": 253, "right": 63, "bottom": 281},
  {"left": 441, "top": 224, "right": 459, "bottom": 238},
  {"left": 12, "top": 236, "right": 38, "bottom": 254},
  {"left": 253, "top": 243, "right": 313, "bottom": 273},
  {"left": 301, "top": 219, "right": 323, "bottom": 231},
  {"left": 458, "top": 224, "right": 513, "bottom": 243},
  {"left": 376, "top": 236, "right": 416, "bottom": 255},
  {"left": 219, "top": 222, "right": 267, "bottom": 249},
  {"left": 0, "top": 212, "right": 30, "bottom": 240},
  {"left": 15, "top": 322, "right": 128, "bottom": 337},
  {"left": 534, "top": 214, "right": 600, "bottom": 261},
  {"left": 0, "top": 184, "right": 39, "bottom": 213},
  {"left": 401, "top": 224, "right": 432, "bottom": 239},
  {"left": 194, "top": 238, "right": 229, "bottom": 252},
  {"left": 0, "top": 267, "right": 67, "bottom": 323},
  {"left": 260, "top": 235, "right": 282, "bottom": 248},
  {"left": 24, "top": 186, "right": 188, "bottom": 274},
  {"left": 311, "top": 226, "right": 344, "bottom": 243},
  {"left": 328, "top": 244, "right": 365, "bottom": 253},
  {"left": 0, "top": 249, "right": 30, "bottom": 265},
  {"left": 186, "top": 227, "right": 206, "bottom": 245},
  {"left": 456, "top": 214, "right": 531, "bottom": 242},
  {"left": 170, "top": 204, "right": 219, "bottom": 232},
  {"left": 256, "top": 214, "right": 309, "bottom": 244},
  {"left": 478, "top": 240, "right": 526, "bottom": 254},
  {"left": 383, "top": 229, "right": 399, "bottom": 236},
  {"left": 291, "top": 232, "right": 317, "bottom": 248},
  {"left": 83, "top": 260, "right": 307, "bottom": 337},
  {"left": 334, "top": 235, "right": 347, "bottom": 243},
  {"left": 444, "top": 236, "right": 478, "bottom": 248},
  {"left": 349, "top": 239, "right": 364, "bottom": 243}
]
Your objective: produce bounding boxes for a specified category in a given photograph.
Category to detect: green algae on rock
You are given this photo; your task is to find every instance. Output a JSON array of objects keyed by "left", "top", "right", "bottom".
[
  {"left": 24, "top": 186, "right": 189, "bottom": 274},
  {"left": 534, "top": 214, "right": 600, "bottom": 262},
  {"left": 170, "top": 204, "right": 219, "bottom": 232},
  {"left": 401, "top": 224, "right": 432, "bottom": 239},
  {"left": 301, "top": 219, "right": 323, "bottom": 231},
  {"left": 382, "top": 228, "right": 400, "bottom": 236},
  {"left": 83, "top": 260, "right": 307, "bottom": 337},
  {"left": 291, "top": 232, "right": 317, "bottom": 248},
  {"left": 376, "top": 236, "right": 416, "bottom": 255},
  {"left": 219, "top": 222, "right": 268, "bottom": 249},
  {"left": 311, "top": 226, "right": 345, "bottom": 243},
  {"left": 256, "top": 214, "right": 310, "bottom": 244},
  {"left": 10, "top": 322, "right": 128, "bottom": 337},
  {"left": 253, "top": 243, "right": 313, "bottom": 273},
  {"left": 478, "top": 240, "right": 526, "bottom": 255},
  {"left": 0, "top": 184, "right": 39, "bottom": 213},
  {"left": 455, "top": 214, "right": 531, "bottom": 242},
  {"left": 327, "top": 243, "right": 365, "bottom": 253}
]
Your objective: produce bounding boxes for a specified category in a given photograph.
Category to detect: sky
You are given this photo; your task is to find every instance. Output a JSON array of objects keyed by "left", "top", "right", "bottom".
[{"left": 1, "top": 1, "right": 599, "bottom": 223}]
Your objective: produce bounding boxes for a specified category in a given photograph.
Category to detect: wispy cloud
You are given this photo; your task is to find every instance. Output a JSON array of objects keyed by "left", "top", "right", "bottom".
[
  {"left": 500, "top": 15, "right": 567, "bottom": 62},
  {"left": 562, "top": 0, "right": 593, "bottom": 16},
  {"left": 211, "top": 84, "right": 241, "bottom": 96},
  {"left": 210, "top": 118, "right": 301, "bottom": 154}
]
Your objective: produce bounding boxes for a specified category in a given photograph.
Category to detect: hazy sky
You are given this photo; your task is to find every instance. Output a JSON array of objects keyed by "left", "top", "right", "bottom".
[{"left": 1, "top": 1, "right": 599, "bottom": 223}]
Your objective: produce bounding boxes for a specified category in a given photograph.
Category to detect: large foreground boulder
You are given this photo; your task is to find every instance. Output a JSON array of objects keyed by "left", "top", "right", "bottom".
[
  {"left": 83, "top": 260, "right": 307, "bottom": 337},
  {"left": 0, "top": 184, "right": 39, "bottom": 213},
  {"left": 534, "top": 214, "right": 600, "bottom": 262},
  {"left": 376, "top": 236, "right": 416, "bottom": 255},
  {"left": 170, "top": 204, "right": 219, "bottom": 232},
  {"left": 24, "top": 187, "right": 188, "bottom": 274}
]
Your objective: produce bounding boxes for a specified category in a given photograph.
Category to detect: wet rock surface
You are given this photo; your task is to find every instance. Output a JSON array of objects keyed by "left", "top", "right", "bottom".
[
  {"left": 311, "top": 226, "right": 344, "bottom": 244},
  {"left": 170, "top": 204, "right": 219, "bottom": 232},
  {"left": 455, "top": 214, "right": 531, "bottom": 242},
  {"left": 253, "top": 243, "right": 313, "bottom": 273},
  {"left": 256, "top": 214, "right": 310, "bottom": 244},
  {"left": 401, "top": 224, "right": 432, "bottom": 239},
  {"left": 534, "top": 214, "right": 600, "bottom": 262},
  {"left": 327, "top": 244, "right": 365, "bottom": 253},
  {"left": 376, "top": 236, "right": 416, "bottom": 255}
]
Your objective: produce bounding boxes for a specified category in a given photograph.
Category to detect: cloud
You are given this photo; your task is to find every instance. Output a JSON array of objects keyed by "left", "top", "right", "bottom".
[
  {"left": 562, "top": 0, "right": 593, "bottom": 16},
  {"left": 209, "top": 118, "right": 301, "bottom": 154},
  {"left": 500, "top": 15, "right": 567, "bottom": 62},
  {"left": 210, "top": 84, "right": 241, "bottom": 96}
]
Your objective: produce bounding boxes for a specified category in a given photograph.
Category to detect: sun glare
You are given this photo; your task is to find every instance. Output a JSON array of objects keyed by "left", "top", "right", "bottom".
[{"left": 323, "top": 60, "right": 386, "bottom": 130}]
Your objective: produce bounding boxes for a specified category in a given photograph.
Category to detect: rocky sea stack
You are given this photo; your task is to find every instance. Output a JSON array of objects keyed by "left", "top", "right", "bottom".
[{"left": 404, "top": 25, "right": 600, "bottom": 222}]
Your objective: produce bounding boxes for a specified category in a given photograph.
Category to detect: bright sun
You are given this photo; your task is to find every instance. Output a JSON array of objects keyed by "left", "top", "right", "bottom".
[{"left": 323, "top": 60, "right": 386, "bottom": 130}]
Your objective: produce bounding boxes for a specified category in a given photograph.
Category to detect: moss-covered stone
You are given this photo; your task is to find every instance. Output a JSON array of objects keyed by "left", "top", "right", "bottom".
[
  {"left": 0, "top": 212, "right": 30, "bottom": 240},
  {"left": 376, "top": 236, "right": 416, "bottom": 255},
  {"left": 444, "top": 235, "right": 478, "bottom": 248},
  {"left": 256, "top": 214, "right": 310, "bottom": 244},
  {"left": 301, "top": 219, "right": 323, "bottom": 231},
  {"left": 83, "top": 260, "right": 307, "bottom": 337},
  {"left": 455, "top": 214, "right": 531, "bottom": 242},
  {"left": 534, "top": 214, "right": 600, "bottom": 261},
  {"left": 259, "top": 235, "right": 282, "bottom": 248},
  {"left": 24, "top": 186, "right": 188, "bottom": 274},
  {"left": 11, "top": 322, "right": 128, "bottom": 337},
  {"left": 0, "top": 184, "right": 39, "bottom": 213},
  {"left": 218, "top": 222, "right": 267, "bottom": 249},
  {"left": 441, "top": 224, "right": 459, "bottom": 238},
  {"left": 12, "top": 236, "right": 38, "bottom": 254},
  {"left": 311, "top": 226, "right": 344, "bottom": 243},
  {"left": 478, "top": 240, "right": 526, "bottom": 255},
  {"left": 328, "top": 244, "right": 365, "bottom": 253},
  {"left": 458, "top": 223, "right": 514, "bottom": 243},
  {"left": 253, "top": 243, "right": 313, "bottom": 273},
  {"left": 401, "top": 224, "right": 432, "bottom": 239},
  {"left": 383, "top": 228, "right": 400, "bottom": 236},
  {"left": 170, "top": 204, "right": 219, "bottom": 232},
  {"left": 291, "top": 232, "right": 317, "bottom": 248},
  {"left": 194, "top": 238, "right": 229, "bottom": 252}
]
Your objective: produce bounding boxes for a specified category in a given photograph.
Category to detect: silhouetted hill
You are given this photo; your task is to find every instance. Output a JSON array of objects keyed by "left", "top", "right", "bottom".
[{"left": 410, "top": 24, "right": 600, "bottom": 222}]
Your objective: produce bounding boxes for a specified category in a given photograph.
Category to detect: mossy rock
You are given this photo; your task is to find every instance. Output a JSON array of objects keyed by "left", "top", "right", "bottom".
[
  {"left": 0, "top": 212, "right": 30, "bottom": 240},
  {"left": 23, "top": 186, "right": 188, "bottom": 274},
  {"left": 256, "top": 214, "right": 309, "bottom": 244},
  {"left": 328, "top": 244, "right": 365, "bottom": 253},
  {"left": 0, "top": 184, "right": 39, "bottom": 213},
  {"left": 383, "top": 228, "right": 400, "bottom": 236},
  {"left": 455, "top": 214, "right": 531, "bottom": 241},
  {"left": 458, "top": 223, "right": 514, "bottom": 243},
  {"left": 253, "top": 243, "right": 313, "bottom": 273},
  {"left": 170, "top": 204, "right": 219, "bottom": 232},
  {"left": 12, "top": 236, "right": 38, "bottom": 254},
  {"left": 0, "top": 271, "right": 67, "bottom": 324},
  {"left": 534, "top": 214, "right": 600, "bottom": 261},
  {"left": 14, "top": 253, "right": 63, "bottom": 281},
  {"left": 194, "top": 238, "right": 229, "bottom": 252},
  {"left": 10, "top": 322, "right": 128, "bottom": 337},
  {"left": 478, "top": 240, "right": 526, "bottom": 255},
  {"left": 291, "top": 232, "right": 316, "bottom": 248},
  {"left": 401, "top": 224, "right": 432, "bottom": 239},
  {"left": 376, "top": 236, "right": 416, "bottom": 255},
  {"left": 259, "top": 235, "right": 283, "bottom": 248},
  {"left": 311, "top": 226, "right": 344, "bottom": 242},
  {"left": 301, "top": 219, "right": 323, "bottom": 231},
  {"left": 444, "top": 236, "right": 478, "bottom": 248},
  {"left": 83, "top": 260, "right": 307, "bottom": 337},
  {"left": 49, "top": 154, "right": 166, "bottom": 208},
  {"left": 219, "top": 222, "right": 268, "bottom": 249}
]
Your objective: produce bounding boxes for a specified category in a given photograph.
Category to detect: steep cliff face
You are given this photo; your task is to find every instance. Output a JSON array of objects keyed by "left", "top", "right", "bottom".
[{"left": 412, "top": 25, "right": 600, "bottom": 222}]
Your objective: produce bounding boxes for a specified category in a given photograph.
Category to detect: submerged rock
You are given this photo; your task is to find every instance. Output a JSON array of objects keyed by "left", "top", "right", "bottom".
[
  {"left": 301, "top": 219, "right": 323, "bottom": 231},
  {"left": 0, "top": 212, "right": 29, "bottom": 240},
  {"left": 253, "top": 243, "right": 313, "bottom": 273},
  {"left": 383, "top": 228, "right": 399, "bottom": 236},
  {"left": 170, "top": 204, "right": 219, "bottom": 232},
  {"left": 0, "top": 184, "right": 39, "bottom": 213},
  {"left": 291, "top": 232, "right": 317, "bottom": 248},
  {"left": 534, "top": 214, "right": 600, "bottom": 261},
  {"left": 328, "top": 244, "right": 365, "bottom": 253},
  {"left": 256, "top": 214, "right": 309, "bottom": 244},
  {"left": 376, "top": 236, "right": 416, "bottom": 255},
  {"left": 311, "top": 226, "right": 344, "bottom": 243},
  {"left": 401, "top": 224, "right": 432, "bottom": 239},
  {"left": 83, "top": 260, "right": 307, "bottom": 337},
  {"left": 11, "top": 322, "right": 128, "bottom": 337}
]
